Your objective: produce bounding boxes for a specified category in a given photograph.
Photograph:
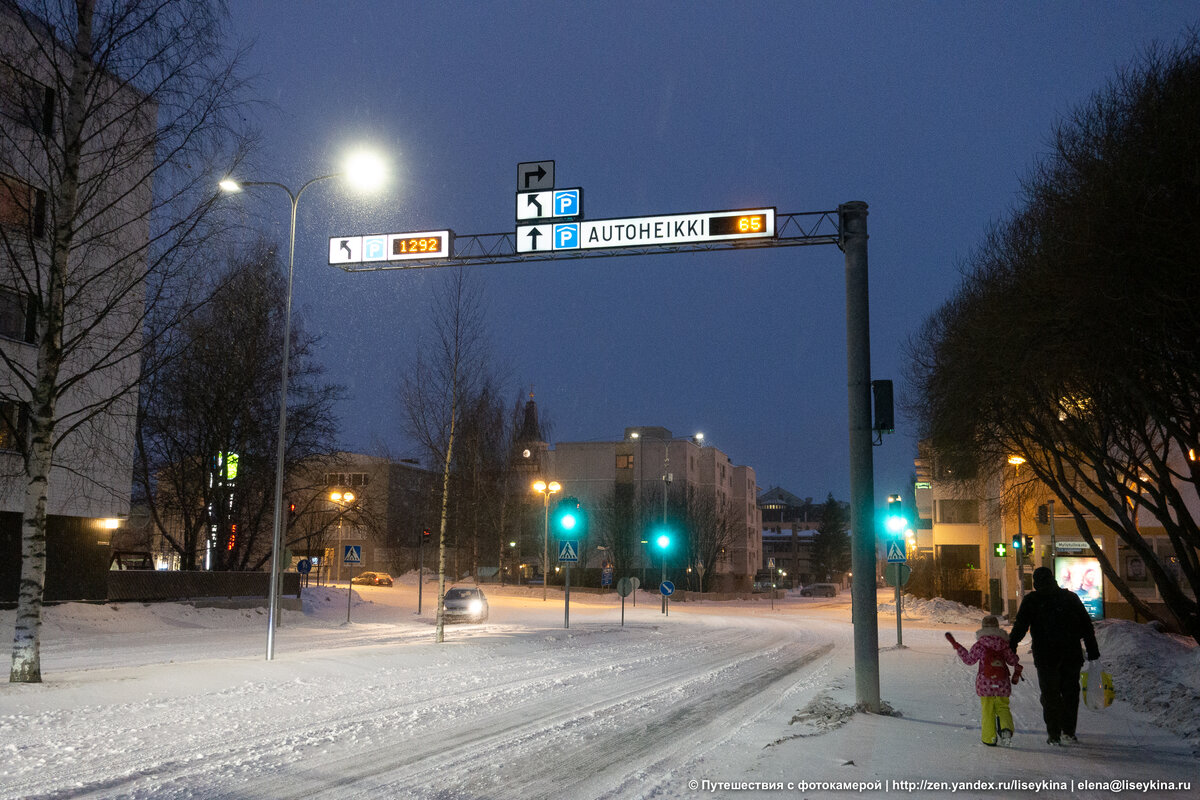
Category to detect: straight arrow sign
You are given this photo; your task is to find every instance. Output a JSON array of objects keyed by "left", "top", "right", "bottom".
[{"left": 519, "top": 224, "right": 552, "bottom": 253}]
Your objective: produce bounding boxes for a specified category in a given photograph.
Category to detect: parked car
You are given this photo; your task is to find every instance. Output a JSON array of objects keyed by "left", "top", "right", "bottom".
[
  {"left": 800, "top": 583, "right": 838, "bottom": 597},
  {"left": 350, "top": 571, "right": 393, "bottom": 587},
  {"left": 443, "top": 586, "right": 489, "bottom": 622}
]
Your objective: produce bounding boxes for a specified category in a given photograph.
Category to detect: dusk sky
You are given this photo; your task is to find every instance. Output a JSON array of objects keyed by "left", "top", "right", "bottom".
[{"left": 224, "top": 2, "right": 1198, "bottom": 506}]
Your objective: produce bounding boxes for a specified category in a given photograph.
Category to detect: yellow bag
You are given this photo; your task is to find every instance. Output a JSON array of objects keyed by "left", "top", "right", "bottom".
[{"left": 1081, "top": 663, "right": 1115, "bottom": 709}]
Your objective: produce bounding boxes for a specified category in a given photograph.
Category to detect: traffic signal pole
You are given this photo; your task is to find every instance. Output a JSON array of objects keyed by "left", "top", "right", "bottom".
[{"left": 841, "top": 201, "right": 882, "bottom": 713}]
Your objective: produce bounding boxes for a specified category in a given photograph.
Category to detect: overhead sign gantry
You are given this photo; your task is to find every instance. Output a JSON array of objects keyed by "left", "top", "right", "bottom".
[
  {"left": 327, "top": 159, "right": 838, "bottom": 270},
  {"left": 323, "top": 159, "right": 884, "bottom": 713}
]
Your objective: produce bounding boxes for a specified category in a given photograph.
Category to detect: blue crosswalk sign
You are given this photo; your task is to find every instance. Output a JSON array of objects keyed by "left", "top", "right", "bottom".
[
  {"left": 554, "top": 223, "right": 579, "bottom": 249},
  {"left": 886, "top": 541, "right": 906, "bottom": 563},
  {"left": 343, "top": 545, "right": 362, "bottom": 565},
  {"left": 558, "top": 540, "right": 579, "bottom": 563},
  {"left": 554, "top": 190, "right": 579, "bottom": 217}
]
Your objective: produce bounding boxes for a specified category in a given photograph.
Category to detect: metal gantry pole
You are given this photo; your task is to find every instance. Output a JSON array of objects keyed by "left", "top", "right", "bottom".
[{"left": 841, "top": 201, "right": 881, "bottom": 712}]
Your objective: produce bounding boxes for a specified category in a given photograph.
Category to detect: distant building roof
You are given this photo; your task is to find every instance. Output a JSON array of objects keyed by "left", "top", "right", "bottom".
[{"left": 757, "top": 486, "right": 810, "bottom": 509}]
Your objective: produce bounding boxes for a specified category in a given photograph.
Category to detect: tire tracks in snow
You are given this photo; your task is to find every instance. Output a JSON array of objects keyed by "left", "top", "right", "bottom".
[
  {"left": 10, "top": 625, "right": 801, "bottom": 799},
  {"left": 227, "top": 632, "right": 835, "bottom": 799}
]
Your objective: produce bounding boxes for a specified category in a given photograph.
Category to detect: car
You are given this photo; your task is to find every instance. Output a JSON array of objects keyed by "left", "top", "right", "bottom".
[
  {"left": 800, "top": 583, "right": 838, "bottom": 597},
  {"left": 350, "top": 571, "right": 393, "bottom": 587},
  {"left": 443, "top": 586, "right": 489, "bottom": 622}
]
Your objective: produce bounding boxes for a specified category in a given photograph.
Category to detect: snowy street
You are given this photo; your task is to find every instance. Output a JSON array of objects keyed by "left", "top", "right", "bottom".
[{"left": 1, "top": 582, "right": 1196, "bottom": 799}]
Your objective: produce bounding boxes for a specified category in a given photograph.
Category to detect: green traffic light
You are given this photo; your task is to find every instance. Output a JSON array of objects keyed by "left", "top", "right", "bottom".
[
  {"left": 656, "top": 534, "right": 670, "bottom": 550},
  {"left": 560, "top": 512, "right": 577, "bottom": 531}
]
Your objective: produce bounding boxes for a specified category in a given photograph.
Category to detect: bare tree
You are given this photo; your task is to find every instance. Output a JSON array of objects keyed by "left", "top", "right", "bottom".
[
  {"left": 134, "top": 239, "right": 342, "bottom": 572},
  {"left": 595, "top": 484, "right": 639, "bottom": 580},
  {"left": 682, "top": 487, "right": 738, "bottom": 593},
  {"left": 908, "top": 34, "right": 1200, "bottom": 643},
  {"left": 1, "top": 1, "right": 249, "bottom": 682},
  {"left": 401, "top": 268, "right": 491, "bottom": 643}
]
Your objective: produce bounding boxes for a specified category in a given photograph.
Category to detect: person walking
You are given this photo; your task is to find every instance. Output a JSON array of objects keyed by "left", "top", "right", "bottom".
[
  {"left": 946, "top": 615, "right": 1023, "bottom": 746},
  {"left": 1009, "top": 566, "right": 1101, "bottom": 745}
]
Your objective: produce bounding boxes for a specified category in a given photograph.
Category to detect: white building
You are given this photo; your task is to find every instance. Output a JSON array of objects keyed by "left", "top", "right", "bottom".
[
  {"left": 1, "top": 7, "right": 147, "bottom": 600},
  {"left": 545, "top": 426, "right": 762, "bottom": 591}
]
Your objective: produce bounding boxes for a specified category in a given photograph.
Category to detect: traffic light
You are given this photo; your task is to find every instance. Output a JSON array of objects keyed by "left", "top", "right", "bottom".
[
  {"left": 421, "top": 528, "right": 432, "bottom": 544},
  {"left": 1024, "top": 535, "right": 1033, "bottom": 552},
  {"left": 554, "top": 496, "right": 585, "bottom": 535},
  {"left": 872, "top": 379, "right": 895, "bottom": 434},
  {"left": 885, "top": 494, "right": 905, "bottom": 535},
  {"left": 656, "top": 533, "right": 670, "bottom": 550},
  {"left": 993, "top": 541, "right": 1008, "bottom": 558},
  {"left": 1012, "top": 534, "right": 1023, "bottom": 552}
]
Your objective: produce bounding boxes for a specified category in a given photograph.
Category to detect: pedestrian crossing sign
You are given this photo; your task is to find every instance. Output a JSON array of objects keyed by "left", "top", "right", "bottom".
[
  {"left": 343, "top": 545, "right": 362, "bottom": 565},
  {"left": 558, "top": 540, "right": 579, "bottom": 563},
  {"left": 886, "top": 541, "right": 906, "bottom": 563}
]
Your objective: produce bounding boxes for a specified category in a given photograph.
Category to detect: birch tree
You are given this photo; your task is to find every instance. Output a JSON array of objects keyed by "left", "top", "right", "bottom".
[
  {"left": 401, "top": 268, "right": 491, "bottom": 642},
  {"left": 1, "top": 0, "right": 248, "bottom": 682}
]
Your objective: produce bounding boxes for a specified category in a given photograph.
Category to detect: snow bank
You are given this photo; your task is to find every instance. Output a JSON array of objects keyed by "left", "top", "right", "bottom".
[
  {"left": 1094, "top": 619, "right": 1200, "bottom": 746},
  {"left": 876, "top": 593, "right": 982, "bottom": 625}
]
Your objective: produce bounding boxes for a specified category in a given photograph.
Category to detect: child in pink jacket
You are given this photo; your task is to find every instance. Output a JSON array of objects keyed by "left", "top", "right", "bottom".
[{"left": 946, "top": 615, "right": 1023, "bottom": 746}]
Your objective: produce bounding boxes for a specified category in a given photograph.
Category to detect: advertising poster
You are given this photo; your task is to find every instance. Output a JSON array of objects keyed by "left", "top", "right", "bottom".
[{"left": 1055, "top": 557, "right": 1104, "bottom": 620}]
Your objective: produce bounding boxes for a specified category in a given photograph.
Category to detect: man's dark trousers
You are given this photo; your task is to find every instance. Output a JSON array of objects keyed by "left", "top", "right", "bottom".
[{"left": 1036, "top": 658, "right": 1082, "bottom": 739}]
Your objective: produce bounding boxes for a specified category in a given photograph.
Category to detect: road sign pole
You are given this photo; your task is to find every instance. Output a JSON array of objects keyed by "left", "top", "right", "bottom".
[
  {"left": 842, "top": 201, "right": 882, "bottom": 713},
  {"left": 565, "top": 564, "right": 571, "bottom": 629},
  {"left": 896, "top": 575, "right": 903, "bottom": 647}
]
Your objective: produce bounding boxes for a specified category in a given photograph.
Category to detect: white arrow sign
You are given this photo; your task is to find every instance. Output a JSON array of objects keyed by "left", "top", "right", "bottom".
[
  {"left": 516, "top": 207, "right": 773, "bottom": 253},
  {"left": 516, "top": 189, "right": 582, "bottom": 221}
]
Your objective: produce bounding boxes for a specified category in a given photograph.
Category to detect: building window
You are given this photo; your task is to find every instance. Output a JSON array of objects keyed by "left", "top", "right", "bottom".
[
  {"left": 615, "top": 454, "right": 633, "bottom": 470},
  {"left": 0, "top": 401, "right": 24, "bottom": 451},
  {"left": 0, "top": 64, "right": 54, "bottom": 135},
  {"left": 326, "top": 472, "right": 369, "bottom": 488},
  {"left": 0, "top": 173, "right": 46, "bottom": 237},
  {"left": 935, "top": 499, "right": 980, "bottom": 524},
  {"left": 0, "top": 286, "right": 34, "bottom": 342}
]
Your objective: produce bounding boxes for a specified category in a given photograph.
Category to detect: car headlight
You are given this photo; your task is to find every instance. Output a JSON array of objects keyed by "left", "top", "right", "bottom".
[{"left": 468, "top": 599, "right": 482, "bottom": 614}]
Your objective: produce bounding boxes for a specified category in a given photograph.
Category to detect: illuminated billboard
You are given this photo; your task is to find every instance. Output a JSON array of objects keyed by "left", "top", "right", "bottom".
[{"left": 1055, "top": 556, "right": 1104, "bottom": 620}]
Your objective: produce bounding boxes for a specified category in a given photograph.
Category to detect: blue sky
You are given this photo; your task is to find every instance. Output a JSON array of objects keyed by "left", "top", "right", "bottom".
[{"left": 227, "top": 1, "right": 1199, "bottom": 504}]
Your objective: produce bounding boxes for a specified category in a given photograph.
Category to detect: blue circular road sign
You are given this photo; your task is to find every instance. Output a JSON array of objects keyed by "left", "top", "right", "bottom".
[
  {"left": 659, "top": 580, "right": 675, "bottom": 597},
  {"left": 296, "top": 558, "right": 312, "bottom": 575}
]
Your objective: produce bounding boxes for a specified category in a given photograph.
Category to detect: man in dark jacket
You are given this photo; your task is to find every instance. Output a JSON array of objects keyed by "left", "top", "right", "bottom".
[{"left": 1009, "top": 566, "right": 1100, "bottom": 745}]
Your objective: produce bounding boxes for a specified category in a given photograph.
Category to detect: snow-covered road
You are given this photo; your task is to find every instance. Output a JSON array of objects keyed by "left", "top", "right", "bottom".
[{"left": 1, "top": 582, "right": 1196, "bottom": 799}]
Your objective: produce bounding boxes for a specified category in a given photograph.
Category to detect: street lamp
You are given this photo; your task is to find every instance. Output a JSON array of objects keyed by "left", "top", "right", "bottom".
[
  {"left": 328, "top": 488, "right": 362, "bottom": 622},
  {"left": 220, "top": 150, "right": 386, "bottom": 661},
  {"left": 533, "top": 479, "right": 560, "bottom": 601}
]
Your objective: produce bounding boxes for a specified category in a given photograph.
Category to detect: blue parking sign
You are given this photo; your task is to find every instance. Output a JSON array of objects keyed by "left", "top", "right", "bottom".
[
  {"left": 554, "top": 189, "right": 579, "bottom": 217},
  {"left": 362, "top": 235, "right": 386, "bottom": 260},
  {"left": 554, "top": 223, "right": 579, "bottom": 249}
]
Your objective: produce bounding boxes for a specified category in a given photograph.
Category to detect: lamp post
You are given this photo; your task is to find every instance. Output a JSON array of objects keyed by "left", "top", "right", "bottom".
[
  {"left": 533, "top": 480, "right": 560, "bottom": 601},
  {"left": 328, "top": 488, "right": 359, "bottom": 622},
  {"left": 220, "top": 151, "right": 385, "bottom": 661},
  {"left": 1008, "top": 455, "right": 1027, "bottom": 604}
]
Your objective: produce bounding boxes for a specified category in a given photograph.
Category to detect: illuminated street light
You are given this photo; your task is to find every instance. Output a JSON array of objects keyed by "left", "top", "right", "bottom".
[
  {"left": 220, "top": 148, "right": 387, "bottom": 662},
  {"left": 532, "top": 480, "right": 561, "bottom": 601}
]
